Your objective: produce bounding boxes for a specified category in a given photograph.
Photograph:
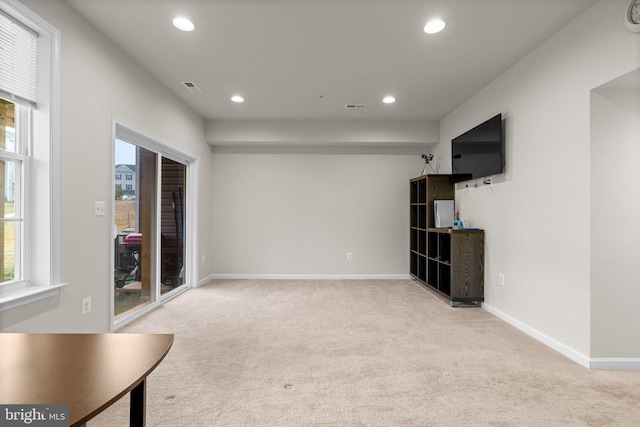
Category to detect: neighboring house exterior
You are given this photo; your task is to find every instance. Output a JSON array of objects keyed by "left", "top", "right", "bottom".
[{"left": 115, "top": 164, "right": 136, "bottom": 196}]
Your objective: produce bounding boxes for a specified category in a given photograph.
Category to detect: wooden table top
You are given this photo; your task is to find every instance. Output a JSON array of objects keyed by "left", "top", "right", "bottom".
[{"left": 0, "top": 333, "right": 174, "bottom": 426}]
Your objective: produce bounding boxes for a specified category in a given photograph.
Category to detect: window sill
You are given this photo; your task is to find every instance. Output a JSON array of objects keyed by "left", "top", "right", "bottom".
[{"left": 0, "top": 283, "right": 68, "bottom": 313}]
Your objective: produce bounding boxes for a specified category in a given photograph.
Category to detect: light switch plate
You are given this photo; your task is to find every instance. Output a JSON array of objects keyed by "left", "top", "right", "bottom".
[{"left": 94, "top": 201, "right": 105, "bottom": 216}]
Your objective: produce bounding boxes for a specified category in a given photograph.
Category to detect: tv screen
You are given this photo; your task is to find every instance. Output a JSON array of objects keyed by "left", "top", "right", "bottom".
[{"left": 451, "top": 113, "right": 504, "bottom": 183}]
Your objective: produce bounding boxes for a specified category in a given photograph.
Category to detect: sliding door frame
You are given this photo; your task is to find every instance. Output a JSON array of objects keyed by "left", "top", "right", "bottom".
[{"left": 110, "top": 117, "right": 199, "bottom": 331}]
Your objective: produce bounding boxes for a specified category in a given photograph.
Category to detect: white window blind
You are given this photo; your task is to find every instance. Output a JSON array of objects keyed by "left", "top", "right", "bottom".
[{"left": 0, "top": 8, "right": 38, "bottom": 108}]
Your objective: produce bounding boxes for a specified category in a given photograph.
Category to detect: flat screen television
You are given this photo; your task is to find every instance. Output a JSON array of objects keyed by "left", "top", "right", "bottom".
[{"left": 451, "top": 113, "right": 504, "bottom": 183}]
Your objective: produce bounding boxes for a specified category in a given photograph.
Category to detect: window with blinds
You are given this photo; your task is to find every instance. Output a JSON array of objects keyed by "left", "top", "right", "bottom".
[
  {"left": 0, "top": 7, "right": 34, "bottom": 286},
  {"left": 0, "top": 0, "right": 63, "bottom": 312},
  {"left": 0, "top": 8, "right": 38, "bottom": 108}
]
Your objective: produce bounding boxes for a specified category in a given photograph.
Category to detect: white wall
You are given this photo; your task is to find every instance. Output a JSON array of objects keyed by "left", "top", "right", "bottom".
[
  {"left": 0, "top": 0, "right": 212, "bottom": 333},
  {"left": 591, "top": 76, "right": 640, "bottom": 358},
  {"left": 211, "top": 150, "right": 425, "bottom": 277},
  {"left": 434, "top": 0, "right": 640, "bottom": 361},
  {"left": 206, "top": 119, "right": 439, "bottom": 146}
]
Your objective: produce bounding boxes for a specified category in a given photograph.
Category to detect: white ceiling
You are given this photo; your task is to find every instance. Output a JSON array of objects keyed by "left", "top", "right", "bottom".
[{"left": 65, "top": 0, "right": 598, "bottom": 122}]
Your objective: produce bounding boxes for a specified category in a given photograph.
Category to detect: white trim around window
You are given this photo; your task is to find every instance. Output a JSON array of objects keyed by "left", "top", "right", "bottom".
[{"left": 0, "top": 0, "right": 66, "bottom": 314}]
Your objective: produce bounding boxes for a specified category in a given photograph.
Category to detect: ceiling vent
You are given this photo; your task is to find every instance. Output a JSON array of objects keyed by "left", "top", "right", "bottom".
[
  {"left": 181, "top": 81, "right": 202, "bottom": 93},
  {"left": 345, "top": 104, "right": 367, "bottom": 109}
]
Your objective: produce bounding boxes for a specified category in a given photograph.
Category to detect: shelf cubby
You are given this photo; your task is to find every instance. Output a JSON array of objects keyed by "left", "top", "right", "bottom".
[
  {"left": 410, "top": 205, "right": 418, "bottom": 228},
  {"left": 410, "top": 229, "right": 418, "bottom": 252},
  {"left": 410, "top": 252, "right": 419, "bottom": 277},
  {"left": 418, "top": 230, "right": 427, "bottom": 254},
  {"left": 418, "top": 205, "right": 427, "bottom": 229},
  {"left": 417, "top": 255, "right": 427, "bottom": 282},
  {"left": 410, "top": 180, "right": 419, "bottom": 204},
  {"left": 438, "top": 263, "right": 451, "bottom": 295},
  {"left": 428, "top": 232, "right": 438, "bottom": 259},
  {"left": 418, "top": 179, "right": 427, "bottom": 203},
  {"left": 427, "top": 259, "right": 438, "bottom": 288},
  {"left": 438, "top": 233, "right": 451, "bottom": 264}
]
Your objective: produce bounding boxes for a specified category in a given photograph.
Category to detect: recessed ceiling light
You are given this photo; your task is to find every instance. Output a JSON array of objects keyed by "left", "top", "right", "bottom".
[
  {"left": 231, "top": 95, "right": 244, "bottom": 103},
  {"left": 383, "top": 96, "right": 396, "bottom": 104},
  {"left": 173, "top": 17, "right": 195, "bottom": 32},
  {"left": 424, "top": 18, "right": 446, "bottom": 34}
]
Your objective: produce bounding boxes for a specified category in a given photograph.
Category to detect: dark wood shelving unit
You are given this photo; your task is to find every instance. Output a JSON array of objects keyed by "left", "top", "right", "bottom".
[{"left": 409, "top": 175, "right": 484, "bottom": 306}]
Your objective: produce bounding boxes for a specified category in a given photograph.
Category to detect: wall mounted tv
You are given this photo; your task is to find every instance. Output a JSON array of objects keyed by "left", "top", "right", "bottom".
[{"left": 451, "top": 113, "right": 504, "bottom": 183}]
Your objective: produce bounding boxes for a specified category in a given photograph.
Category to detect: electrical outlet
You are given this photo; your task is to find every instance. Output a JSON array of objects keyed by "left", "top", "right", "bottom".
[
  {"left": 498, "top": 274, "right": 505, "bottom": 286},
  {"left": 82, "top": 297, "right": 91, "bottom": 314},
  {"left": 347, "top": 252, "right": 353, "bottom": 261}
]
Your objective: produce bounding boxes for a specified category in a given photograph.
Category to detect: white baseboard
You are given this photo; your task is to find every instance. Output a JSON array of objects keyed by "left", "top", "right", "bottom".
[
  {"left": 208, "top": 274, "right": 412, "bottom": 280},
  {"left": 483, "top": 304, "right": 640, "bottom": 370},
  {"left": 197, "top": 274, "right": 215, "bottom": 287},
  {"left": 482, "top": 303, "right": 591, "bottom": 369}
]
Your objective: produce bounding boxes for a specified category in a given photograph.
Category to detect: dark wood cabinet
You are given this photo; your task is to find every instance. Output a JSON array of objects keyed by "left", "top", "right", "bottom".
[{"left": 409, "top": 175, "right": 484, "bottom": 306}]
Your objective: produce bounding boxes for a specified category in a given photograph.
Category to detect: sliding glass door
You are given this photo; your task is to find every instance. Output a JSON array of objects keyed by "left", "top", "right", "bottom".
[{"left": 112, "top": 123, "right": 192, "bottom": 325}]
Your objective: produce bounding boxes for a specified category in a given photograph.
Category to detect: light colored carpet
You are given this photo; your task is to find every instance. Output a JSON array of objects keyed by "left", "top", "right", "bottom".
[{"left": 89, "top": 279, "right": 640, "bottom": 426}]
